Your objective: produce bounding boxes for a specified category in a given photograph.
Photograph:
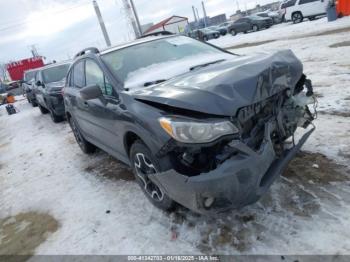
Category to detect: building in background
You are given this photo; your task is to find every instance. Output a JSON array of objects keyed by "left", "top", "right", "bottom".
[
  {"left": 5, "top": 57, "right": 44, "bottom": 81},
  {"left": 144, "top": 16, "right": 189, "bottom": 35},
  {"left": 209, "top": 14, "right": 227, "bottom": 25},
  {"left": 141, "top": 23, "right": 154, "bottom": 34}
]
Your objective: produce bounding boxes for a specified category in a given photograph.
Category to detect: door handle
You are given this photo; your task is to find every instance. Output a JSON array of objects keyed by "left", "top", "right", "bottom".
[{"left": 83, "top": 101, "right": 89, "bottom": 108}]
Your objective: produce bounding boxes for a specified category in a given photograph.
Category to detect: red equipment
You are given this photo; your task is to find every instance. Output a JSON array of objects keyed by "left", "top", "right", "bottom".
[
  {"left": 337, "top": 0, "right": 350, "bottom": 16},
  {"left": 6, "top": 57, "right": 44, "bottom": 81}
]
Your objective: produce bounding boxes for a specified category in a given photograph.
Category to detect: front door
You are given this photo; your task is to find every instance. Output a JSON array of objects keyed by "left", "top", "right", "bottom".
[{"left": 82, "top": 59, "right": 125, "bottom": 156}]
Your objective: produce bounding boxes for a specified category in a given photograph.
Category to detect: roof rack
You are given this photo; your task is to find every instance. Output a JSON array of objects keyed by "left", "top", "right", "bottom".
[
  {"left": 74, "top": 47, "right": 99, "bottom": 58},
  {"left": 140, "top": 31, "right": 174, "bottom": 39}
]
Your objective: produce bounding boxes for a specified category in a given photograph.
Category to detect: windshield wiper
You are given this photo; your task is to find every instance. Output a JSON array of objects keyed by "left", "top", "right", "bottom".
[
  {"left": 189, "top": 59, "right": 226, "bottom": 71},
  {"left": 144, "top": 79, "right": 167, "bottom": 87}
]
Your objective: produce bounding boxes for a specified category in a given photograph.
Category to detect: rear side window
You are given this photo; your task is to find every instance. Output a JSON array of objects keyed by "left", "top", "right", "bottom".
[
  {"left": 73, "top": 61, "right": 85, "bottom": 88},
  {"left": 282, "top": 0, "right": 297, "bottom": 8},
  {"left": 299, "top": 0, "right": 319, "bottom": 4}
]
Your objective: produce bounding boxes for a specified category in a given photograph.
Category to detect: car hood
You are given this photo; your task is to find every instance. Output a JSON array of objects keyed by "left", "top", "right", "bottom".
[
  {"left": 45, "top": 79, "right": 65, "bottom": 92},
  {"left": 130, "top": 50, "right": 303, "bottom": 116}
]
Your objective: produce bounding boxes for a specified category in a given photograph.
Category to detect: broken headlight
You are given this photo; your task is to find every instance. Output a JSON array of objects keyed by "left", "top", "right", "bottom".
[{"left": 159, "top": 117, "right": 239, "bottom": 143}]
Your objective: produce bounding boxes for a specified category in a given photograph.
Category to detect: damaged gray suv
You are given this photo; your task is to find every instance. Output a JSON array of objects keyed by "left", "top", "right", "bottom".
[{"left": 64, "top": 34, "right": 316, "bottom": 214}]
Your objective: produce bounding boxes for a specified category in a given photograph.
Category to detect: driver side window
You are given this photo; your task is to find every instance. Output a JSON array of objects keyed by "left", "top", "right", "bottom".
[{"left": 85, "top": 60, "right": 113, "bottom": 96}]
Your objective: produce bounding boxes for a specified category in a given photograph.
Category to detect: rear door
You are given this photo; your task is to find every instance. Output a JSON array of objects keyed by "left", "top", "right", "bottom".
[
  {"left": 65, "top": 60, "right": 92, "bottom": 134},
  {"left": 298, "top": 0, "right": 325, "bottom": 16},
  {"left": 82, "top": 59, "right": 124, "bottom": 155}
]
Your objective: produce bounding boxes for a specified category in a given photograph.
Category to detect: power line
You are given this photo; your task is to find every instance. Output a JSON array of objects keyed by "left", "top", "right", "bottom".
[{"left": 0, "top": 1, "right": 91, "bottom": 32}]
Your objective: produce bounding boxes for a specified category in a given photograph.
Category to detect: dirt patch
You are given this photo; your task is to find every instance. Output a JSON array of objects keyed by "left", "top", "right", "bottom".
[
  {"left": 318, "top": 110, "right": 350, "bottom": 118},
  {"left": 0, "top": 212, "right": 59, "bottom": 259},
  {"left": 284, "top": 151, "right": 349, "bottom": 184},
  {"left": 0, "top": 142, "right": 10, "bottom": 149},
  {"left": 84, "top": 155, "right": 134, "bottom": 181},
  {"left": 226, "top": 40, "right": 276, "bottom": 50},
  {"left": 313, "top": 92, "right": 324, "bottom": 98},
  {"left": 329, "top": 41, "right": 350, "bottom": 48},
  {"left": 312, "top": 26, "right": 350, "bottom": 37},
  {"left": 338, "top": 150, "right": 350, "bottom": 160}
]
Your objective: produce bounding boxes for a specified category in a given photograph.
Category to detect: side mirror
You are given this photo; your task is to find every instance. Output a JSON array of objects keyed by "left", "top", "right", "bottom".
[
  {"left": 36, "top": 80, "right": 43, "bottom": 87},
  {"left": 80, "top": 84, "right": 102, "bottom": 100}
]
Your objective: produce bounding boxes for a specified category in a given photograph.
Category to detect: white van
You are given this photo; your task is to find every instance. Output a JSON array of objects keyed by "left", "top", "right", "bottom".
[{"left": 280, "top": 0, "right": 329, "bottom": 23}]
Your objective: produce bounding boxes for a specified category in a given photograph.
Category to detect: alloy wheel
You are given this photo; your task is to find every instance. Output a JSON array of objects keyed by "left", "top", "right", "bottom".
[
  {"left": 293, "top": 13, "right": 302, "bottom": 23},
  {"left": 134, "top": 153, "right": 164, "bottom": 202}
]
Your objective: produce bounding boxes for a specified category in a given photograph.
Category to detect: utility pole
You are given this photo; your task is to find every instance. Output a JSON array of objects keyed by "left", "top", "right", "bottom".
[
  {"left": 202, "top": 1, "right": 208, "bottom": 27},
  {"left": 192, "top": 6, "right": 198, "bottom": 23},
  {"left": 122, "top": 0, "right": 142, "bottom": 38},
  {"left": 93, "top": 0, "right": 111, "bottom": 47},
  {"left": 29, "top": 44, "right": 40, "bottom": 57},
  {"left": 130, "top": 0, "right": 142, "bottom": 36}
]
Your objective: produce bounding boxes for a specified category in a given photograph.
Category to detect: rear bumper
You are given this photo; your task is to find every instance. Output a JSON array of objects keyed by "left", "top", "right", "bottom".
[
  {"left": 47, "top": 94, "right": 65, "bottom": 116},
  {"left": 150, "top": 121, "right": 315, "bottom": 214}
]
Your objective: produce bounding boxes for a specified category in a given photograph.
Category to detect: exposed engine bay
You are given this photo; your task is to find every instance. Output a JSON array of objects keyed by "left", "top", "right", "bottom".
[{"left": 156, "top": 75, "right": 317, "bottom": 177}]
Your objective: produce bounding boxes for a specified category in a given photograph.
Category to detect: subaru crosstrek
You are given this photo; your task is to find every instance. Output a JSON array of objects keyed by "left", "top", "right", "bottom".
[{"left": 64, "top": 34, "right": 316, "bottom": 214}]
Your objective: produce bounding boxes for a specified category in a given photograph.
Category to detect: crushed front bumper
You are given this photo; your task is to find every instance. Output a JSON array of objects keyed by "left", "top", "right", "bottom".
[{"left": 150, "top": 121, "right": 315, "bottom": 214}]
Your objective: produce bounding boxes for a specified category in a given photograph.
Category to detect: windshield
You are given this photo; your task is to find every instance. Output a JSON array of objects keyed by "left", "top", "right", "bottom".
[
  {"left": 24, "top": 71, "right": 36, "bottom": 81},
  {"left": 42, "top": 64, "right": 70, "bottom": 83},
  {"left": 101, "top": 36, "right": 225, "bottom": 85}
]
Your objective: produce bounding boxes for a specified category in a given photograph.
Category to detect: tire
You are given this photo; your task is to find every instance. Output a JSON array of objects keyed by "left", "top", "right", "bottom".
[
  {"left": 32, "top": 101, "right": 38, "bottom": 107},
  {"left": 230, "top": 29, "right": 236, "bottom": 36},
  {"left": 38, "top": 104, "right": 49, "bottom": 114},
  {"left": 49, "top": 109, "right": 64, "bottom": 123},
  {"left": 203, "top": 36, "right": 208, "bottom": 41},
  {"left": 27, "top": 97, "right": 31, "bottom": 104},
  {"left": 68, "top": 116, "right": 96, "bottom": 154},
  {"left": 252, "top": 25, "right": 259, "bottom": 32},
  {"left": 130, "top": 140, "right": 175, "bottom": 211},
  {"left": 292, "top": 12, "right": 303, "bottom": 24}
]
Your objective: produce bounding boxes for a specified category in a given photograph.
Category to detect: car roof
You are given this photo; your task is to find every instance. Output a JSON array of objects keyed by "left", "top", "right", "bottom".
[
  {"left": 38, "top": 61, "right": 72, "bottom": 71},
  {"left": 100, "top": 35, "right": 177, "bottom": 55},
  {"left": 24, "top": 68, "right": 40, "bottom": 74}
]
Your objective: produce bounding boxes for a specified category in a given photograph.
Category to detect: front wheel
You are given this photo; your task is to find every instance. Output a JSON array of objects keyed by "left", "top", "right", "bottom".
[
  {"left": 38, "top": 104, "right": 49, "bottom": 114},
  {"left": 130, "top": 140, "right": 175, "bottom": 211},
  {"left": 203, "top": 36, "right": 208, "bottom": 41},
  {"left": 252, "top": 25, "right": 259, "bottom": 32},
  {"left": 230, "top": 29, "right": 236, "bottom": 36},
  {"left": 292, "top": 12, "right": 303, "bottom": 24}
]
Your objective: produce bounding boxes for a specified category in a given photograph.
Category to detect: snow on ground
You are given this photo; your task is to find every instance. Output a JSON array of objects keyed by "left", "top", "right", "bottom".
[
  {"left": 1, "top": 17, "right": 350, "bottom": 255},
  {"left": 209, "top": 16, "right": 350, "bottom": 49}
]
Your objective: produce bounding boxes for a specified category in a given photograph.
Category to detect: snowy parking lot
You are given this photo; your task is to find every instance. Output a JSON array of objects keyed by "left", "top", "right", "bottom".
[{"left": 1, "top": 17, "right": 350, "bottom": 256}]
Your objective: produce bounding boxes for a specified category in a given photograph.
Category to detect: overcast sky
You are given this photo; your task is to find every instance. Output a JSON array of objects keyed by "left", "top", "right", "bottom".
[{"left": 0, "top": 0, "right": 276, "bottom": 63}]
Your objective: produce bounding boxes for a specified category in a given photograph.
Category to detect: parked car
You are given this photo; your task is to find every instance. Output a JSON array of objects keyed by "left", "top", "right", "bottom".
[
  {"left": 207, "top": 25, "right": 227, "bottom": 36},
  {"left": 256, "top": 10, "right": 283, "bottom": 24},
  {"left": 6, "top": 81, "right": 20, "bottom": 90},
  {"left": 0, "top": 83, "right": 7, "bottom": 94},
  {"left": 34, "top": 62, "right": 71, "bottom": 122},
  {"left": 282, "top": 0, "right": 328, "bottom": 23},
  {"left": 228, "top": 16, "right": 272, "bottom": 35},
  {"left": 190, "top": 28, "right": 220, "bottom": 41},
  {"left": 64, "top": 35, "right": 316, "bottom": 214},
  {"left": 23, "top": 68, "right": 40, "bottom": 106}
]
